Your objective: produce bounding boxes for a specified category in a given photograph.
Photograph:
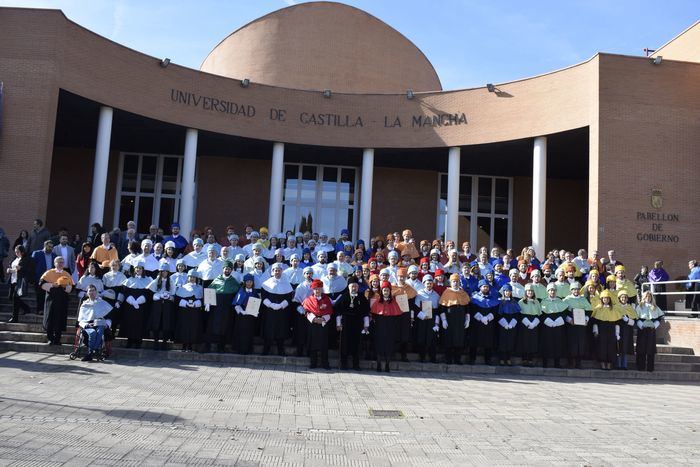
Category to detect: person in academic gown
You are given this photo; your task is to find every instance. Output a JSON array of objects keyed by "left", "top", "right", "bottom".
[
  {"left": 615, "top": 289, "right": 638, "bottom": 370},
  {"left": 496, "top": 284, "right": 521, "bottom": 366},
  {"left": 197, "top": 246, "right": 224, "bottom": 288},
  {"left": 563, "top": 282, "right": 592, "bottom": 369},
  {"left": 164, "top": 222, "right": 189, "bottom": 257},
  {"left": 540, "top": 282, "right": 569, "bottom": 368},
  {"left": 303, "top": 280, "right": 334, "bottom": 369},
  {"left": 292, "top": 267, "right": 315, "bottom": 356},
  {"left": 283, "top": 254, "right": 304, "bottom": 288},
  {"left": 232, "top": 274, "right": 259, "bottom": 355},
  {"left": 147, "top": 262, "right": 176, "bottom": 350},
  {"left": 175, "top": 269, "right": 204, "bottom": 352},
  {"left": 39, "top": 256, "right": 74, "bottom": 345},
  {"left": 517, "top": 284, "right": 541, "bottom": 366},
  {"left": 591, "top": 290, "right": 621, "bottom": 370},
  {"left": 634, "top": 290, "right": 664, "bottom": 372},
  {"left": 120, "top": 261, "right": 152, "bottom": 348},
  {"left": 204, "top": 260, "right": 240, "bottom": 353},
  {"left": 335, "top": 276, "right": 370, "bottom": 370},
  {"left": 414, "top": 274, "right": 440, "bottom": 363},
  {"left": 529, "top": 270, "right": 548, "bottom": 300},
  {"left": 136, "top": 239, "right": 161, "bottom": 278},
  {"left": 261, "top": 263, "right": 294, "bottom": 356},
  {"left": 76, "top": 261, "right": 104, "bottom": 304},
  {"left": 183, "top": 238, "right": 207, "bottom": 270},
  {"left": 322, "top": 263, "right": 347, "bottom": 348},
  {"left": 101, "top": 259, "right": 127, "bottom": 340},
  {"left": 76, "top": 284, "right": 113, "bottom": 361},
  {"left": 468, "top": 280, "right": 499, "bottom": 365},
  {"left": 391, "top": 267, "right": 418, "bottom": 362},
  {"left": 371, "top": 281, "right": 402, "bottom": 372},
  {"left": 439, "top": 273, "right": 471, "bottom": 364}
]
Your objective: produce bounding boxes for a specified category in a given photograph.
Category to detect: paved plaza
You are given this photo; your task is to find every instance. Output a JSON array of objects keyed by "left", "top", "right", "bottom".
[{"left": 0, "top": 351, "right": 698, "bottom": 466}]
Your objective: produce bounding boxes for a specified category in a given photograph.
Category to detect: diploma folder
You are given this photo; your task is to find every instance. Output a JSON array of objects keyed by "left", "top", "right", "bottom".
[
  {"left": 244, "top": 297, "right": 261, "bottom": 317},
  {"left": 396, "top": 293, "right": 410, "bottom": 313},
  {"left": 573, "top": 308, "right": 586, "bottom": 326},
  {"left": 421, "top": 300, "right": 433, "bottom": 319},
  {"left": 203, "top": 288, "right": 217, "bottom": 307}
]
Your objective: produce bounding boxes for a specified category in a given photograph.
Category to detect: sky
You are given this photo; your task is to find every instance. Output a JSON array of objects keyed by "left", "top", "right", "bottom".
[{"left": 1, "top": 0, "right": 697, "bottom": 89}]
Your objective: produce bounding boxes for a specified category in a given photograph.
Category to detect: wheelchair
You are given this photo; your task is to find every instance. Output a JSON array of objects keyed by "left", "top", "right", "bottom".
[{"left": 69, "top": 321, "right": 113, "bottom": 361}]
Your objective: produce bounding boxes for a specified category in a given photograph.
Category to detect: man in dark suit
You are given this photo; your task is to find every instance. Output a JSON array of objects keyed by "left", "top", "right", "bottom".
[
  {"left": 145, "top": 224, "right": 164, "bottom": 246},
  {"left": 31, "top": 240, "right": 56, "bottom": 313},
  {"left": 118, "top": 228, "right": 140, "bottom": 259}
]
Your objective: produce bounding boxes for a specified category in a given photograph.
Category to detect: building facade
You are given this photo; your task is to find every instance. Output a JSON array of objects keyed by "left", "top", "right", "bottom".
[{"left": 0, "top": 3, "right": 698, "bottom": 279}]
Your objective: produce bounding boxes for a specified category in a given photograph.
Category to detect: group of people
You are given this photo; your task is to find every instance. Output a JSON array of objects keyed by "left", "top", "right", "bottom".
[{"left": 2, "top": 220, "right": 697, "bottom": 371}]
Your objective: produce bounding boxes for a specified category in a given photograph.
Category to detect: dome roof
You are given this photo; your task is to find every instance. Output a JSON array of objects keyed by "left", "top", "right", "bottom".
[{"left": 200, "top": 2, "right": 442, "bottom": 93}]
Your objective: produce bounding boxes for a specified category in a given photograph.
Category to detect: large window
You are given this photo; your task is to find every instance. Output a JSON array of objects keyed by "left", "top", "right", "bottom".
[
  {"left": 113, "top": 153, "right": 183, "bottom": 232},
  {"left": 282, "top": 164, "right": 358, "bottom": 238},
  {"left": 437, "top": 174, "right": 513, "bottom": 250}
]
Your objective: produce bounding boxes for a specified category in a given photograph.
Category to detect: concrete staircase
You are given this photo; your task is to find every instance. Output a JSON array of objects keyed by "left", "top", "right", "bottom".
[{"left": 1, "top": 283, "right": 699, "bottom": 382}]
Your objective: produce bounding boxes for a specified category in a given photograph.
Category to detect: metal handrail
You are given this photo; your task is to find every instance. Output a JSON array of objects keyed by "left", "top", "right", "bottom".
[{"left": 642, "top": 279, "right": 700, "bottom": 316}]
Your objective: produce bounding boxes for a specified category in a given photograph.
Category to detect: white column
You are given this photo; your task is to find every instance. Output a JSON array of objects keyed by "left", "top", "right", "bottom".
[
  {"left": 88, "top": 106, "right": 113, "bottom": 232},
  {"left": 267, "top": 142, "right": 284, "bottom": 233},
  {"left": 179, "top": 128, "right": 198, "bottom": 240},
  {"left": 532, "top": 136, "right": 547, "bottom": 257},
  {"left": 445, "top": 147, "right": 460, "bottom": 243},
  {"left": 358, "top": 148, "right": 374, "bottom": 242}
]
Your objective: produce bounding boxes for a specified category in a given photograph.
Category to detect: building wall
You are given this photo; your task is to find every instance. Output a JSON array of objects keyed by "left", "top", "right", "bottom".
[
  {"left": 45, "top": 148, "right": 120, "bottom": 237},
  {"left": 45, "top": 148, "right": 93, "bottom": 234},
  {"left": 195, "top": 157, "right": 271, "bottom": 236},
  {"left": 0, "top": 10, "right": 61, "bottom": 239},
  {"left": 200, "top": 2, "right": 443, "bottom": 93},
  {"left": 651, "top": 21, "right": 700, "bottom": 64},
  {"left": 511, "top": 176, "right": 588, "bottom": 257},
  {"left": 596, "top": 54, "right": 700, "bottom": 279},
  {"left": 0, "top": 8, "right": 597, "bottom": 151},
  {"left": 370, "top": 167, "right": 437, "bottom": 242}
]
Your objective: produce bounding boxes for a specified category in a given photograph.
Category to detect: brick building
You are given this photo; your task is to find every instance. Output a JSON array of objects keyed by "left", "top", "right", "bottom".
[{"left": 0, "top": 3, "right": 698, "bottom": 279}]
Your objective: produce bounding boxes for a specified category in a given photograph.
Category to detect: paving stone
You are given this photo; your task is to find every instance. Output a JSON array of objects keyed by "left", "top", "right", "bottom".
[{"left": 0, "top": 351, "right": 699, "bottom": 465}]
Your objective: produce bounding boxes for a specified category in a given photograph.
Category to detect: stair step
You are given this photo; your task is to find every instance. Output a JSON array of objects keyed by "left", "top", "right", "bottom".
[
  {"left": 0, "top": 333, "right": 698, "bottom": 372},
  {"left": 2, "top": 341, "right": 700, "bottom": 382}
]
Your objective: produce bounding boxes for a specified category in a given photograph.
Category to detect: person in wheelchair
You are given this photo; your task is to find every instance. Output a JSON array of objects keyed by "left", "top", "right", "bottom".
[{"left": 77, "top": 283, "right": 113, "bottom": 361}]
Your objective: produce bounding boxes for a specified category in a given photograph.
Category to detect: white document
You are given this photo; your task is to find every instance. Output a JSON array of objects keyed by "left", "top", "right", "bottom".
[
  {"left": 573, "top": 308, "right": 586, "bottom": 326},
  {"left": 244, "top": 297, "right": 261, "bottom": 317},
  {"left": 421, "top": 300, "right": 433, "bottom": 319},
  {"left": 203, "top": 288, "right": 217, "bottom": 307},
  {"left": 396, "top": 293, "right": 410, "bottom": 313}
]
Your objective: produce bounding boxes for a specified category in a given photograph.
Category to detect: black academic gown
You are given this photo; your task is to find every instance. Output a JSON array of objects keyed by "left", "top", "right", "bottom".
[
  {"left": 260, "top": 278, "right": 294, "bottom": 344},
  {"left": 120, "top": 277, "right": 152, "bottom": 341},
  {"left": 335, "top": 291, "right": 369, "bottom": 365},
  {"left": 175, "top": 284, "right": 203, "bottom": 345},
  {"left": 148, "top": 280, "right": 176, "bottom": 339}
]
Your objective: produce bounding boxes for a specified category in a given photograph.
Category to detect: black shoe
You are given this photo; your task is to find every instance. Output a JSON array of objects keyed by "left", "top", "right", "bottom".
[
  {"left": 81, "top": 353, "right": 93, "bottom": 362},
  {"left": 8, "top": 315, "right": 18, "bottom": 323}
]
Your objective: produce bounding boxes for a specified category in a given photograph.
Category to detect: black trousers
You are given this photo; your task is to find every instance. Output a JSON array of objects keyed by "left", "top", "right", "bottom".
[{"left": 11, "top": 284, "right": 31, "bottom": 316}]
